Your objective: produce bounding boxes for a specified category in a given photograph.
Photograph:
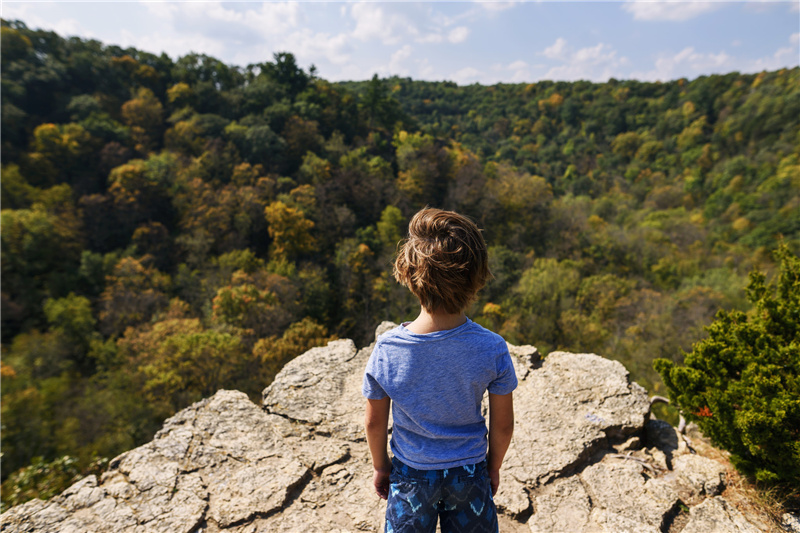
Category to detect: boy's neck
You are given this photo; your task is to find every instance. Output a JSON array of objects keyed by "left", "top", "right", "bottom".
[{"left": 406, "top": 307, "right": 467, "bottom": 334}]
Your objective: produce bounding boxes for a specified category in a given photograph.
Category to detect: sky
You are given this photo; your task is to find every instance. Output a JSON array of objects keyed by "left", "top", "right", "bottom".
[{"left": 2, "top": 1, "right": 799, "bottom": 85}]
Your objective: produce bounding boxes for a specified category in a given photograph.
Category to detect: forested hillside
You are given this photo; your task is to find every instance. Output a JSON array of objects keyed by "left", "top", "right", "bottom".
[{"left": 2, "top": 19, "right": 799, "bottom": 508}]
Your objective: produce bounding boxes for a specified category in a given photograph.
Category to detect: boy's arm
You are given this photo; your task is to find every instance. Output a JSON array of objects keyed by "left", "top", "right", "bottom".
[
  {"left": 365, "top": 397, "right": 391, "bottom": 499},
  {"left": 487, "top": 392, "right": 514, "bottom": 496}
]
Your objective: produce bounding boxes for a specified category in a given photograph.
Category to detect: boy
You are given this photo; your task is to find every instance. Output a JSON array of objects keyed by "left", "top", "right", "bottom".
[{"left": 362, "top": 207, "right": 517, "bottom": 533}]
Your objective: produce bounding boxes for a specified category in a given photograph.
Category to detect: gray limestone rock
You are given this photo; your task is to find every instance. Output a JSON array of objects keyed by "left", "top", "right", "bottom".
[
  {"left": 243, "top": 443, "right": 387, "bottom": 532},
  {"left": 504, "top": 351, "right": 651, "bottom": 487},
  {"left": 0, "top": 324, "right": 766, "bottom": 533},
  {"left": 646, "top": 418, "right": 688, "bottom": 460},
  {"left": 262, "top": 339, "right": 367, "bottom": 441},
  {"left": 672, "top": 453, "right": 727, "bottom": 499},
  {"left": 1, "top": 390, "right": 307, "bottom": 533},
  {"left": 614, "top": 435, "right": 642, "bottom": 452},
  {"left": 528, "top": 476, "right": 593, "bottom": 533},
  {"left": 494, "top": 475, "right": 531, "bottom": 518},
  {"left": 581, "top": 459, "right": 679, "bottom": 533},
  {"left": 205, "top": 456, "right": 307, "bottom": 527},
  {"left": 507, "top": 343, "right": 540, "bottom": 381},
  {"left": 374, "top": 320, "right": 398, "bottom": 339},
  {"left": 783, "top": 512, "right": 800, "bottom": 533},
  {"left": 682, "top": 496, "right": 762, "bottom": 533}
]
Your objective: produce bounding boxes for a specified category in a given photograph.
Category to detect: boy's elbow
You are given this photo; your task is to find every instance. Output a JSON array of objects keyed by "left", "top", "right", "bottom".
[
  {"left": 365, "top": 416, "right": 387, "bottom": 432},
  {"left": 498, "top": 418, "right": 514, "bottom": 437},
  {"left": 490, "top": 412, "right": 514, "bottom": 437}
]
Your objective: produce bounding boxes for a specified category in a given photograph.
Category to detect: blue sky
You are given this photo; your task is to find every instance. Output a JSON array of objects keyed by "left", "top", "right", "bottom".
[{"left": 2, "top": 1, "right": 798, "bottom": 84}]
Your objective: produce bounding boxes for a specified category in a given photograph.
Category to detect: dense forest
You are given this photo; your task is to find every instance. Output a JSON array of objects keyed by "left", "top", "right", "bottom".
[{"left": 2, "top": 19, "right": 799, "bottom": 508}]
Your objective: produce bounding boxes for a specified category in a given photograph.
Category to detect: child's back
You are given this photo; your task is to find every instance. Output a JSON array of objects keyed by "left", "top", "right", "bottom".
[
  {"left": 365, "top": 319, "right": 515, "bottom": 469},
  {"left": 363, "top": 208, "right": 517, "bottom": 533}
]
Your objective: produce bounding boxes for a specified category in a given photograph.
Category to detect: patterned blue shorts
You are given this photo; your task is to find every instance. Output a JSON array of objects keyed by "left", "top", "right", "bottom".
[{"left": 385, "top": 457, "right": 498, "bottom": 533}]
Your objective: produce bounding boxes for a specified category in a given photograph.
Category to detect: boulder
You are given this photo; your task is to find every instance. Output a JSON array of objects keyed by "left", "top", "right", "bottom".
[
  {"left": 504, "top": 351, "right": 651, "bottom": 487},
  {"left": 262, "top": 339, "right": 365, "bottom": 441}
]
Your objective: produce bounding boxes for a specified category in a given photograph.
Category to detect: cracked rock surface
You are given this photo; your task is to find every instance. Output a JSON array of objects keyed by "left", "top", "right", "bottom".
[{"left": 1, "top": 322, "right": 765, "bottom": 532}]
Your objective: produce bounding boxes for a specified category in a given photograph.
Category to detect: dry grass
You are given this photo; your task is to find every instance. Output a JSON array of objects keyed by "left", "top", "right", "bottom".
[{"left": 686, "top": 424, "right": 798, "bottom": 532}]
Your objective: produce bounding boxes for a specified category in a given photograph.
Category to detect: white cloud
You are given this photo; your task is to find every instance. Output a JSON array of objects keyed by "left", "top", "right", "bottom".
[
  {"left": 477, "top": 1, "right": 520, "bottom": 13},
  {"left": 214, "top": 3, "right": 299, "bottom": 39},
  {"left": 1, "top": 4, "right": 92, "bottom": 39},
  {"left": 418, "top": 58, "right": 435, "bottom": 79},
  {"left": 281, "top": 29, "right": 351, "bottom": 67},
  {"left": 392, "top": 45, "right": 413, "bottom": 62},
  {"left": 202, "top": 3, "right": 244, "bottom": 24},
  {"left": 749, "top": 45, "right": 799, "bottom": 72},
  {"left": 509, "top": 68, "right": 531, "bottom": 82},
  {"left": 622, "top": 1, "right": 721, "bottom": 21},
  {"left": 388, "top": 45, "right": 413, "bottom": 76},
  {"left": 46, "top": 17, "right": 87, "bottom": 37},
  {"left": 144, "top": 2, "right": 299, "bottom": 37},
  {"left": 337, "top": 63, "right": 372, "bottom": 82},
  {"left": 117, "top": 28, "right": 227, "bottom": 62},
  {"left": 451, "top": 67, "right": 483, "bottom": 85},
  {"left": 417, "top": 33, "right": 445, "bottom": 44},
  {"left": 630, "top": 32, "right": 799, "bottom": 82},
  {"left": 142, "top": 3, "right": 179, "bottom": 22},
  {"left": 543, "top": 42, "right": 629, "bottom": 82},
  {"left": 485, "top": 60, "right": 531, "bottom": 82},
  {"left": 631, "top": 46, "right": 734, "bottom": 81},
  {"left": 448, "top": 26, "right": 470, "bottom": 44},
  {"left": 129, "top": 2, "right": 348, "bottom": 73},
  {"left": 543, "top": 38, "right": 568, "bottom": 60},
  {"left": 348, "top": 4, "right": 471, "bottom": 48},
  {"left": 539, "top": 38, "right": 630, "bottom": 82},
  {"left": 742, "top": 0, "right": 785, "bottom": 15},
  {"left": 134, "top": 2, "right": 302, "bottom": 64},
  {"left": 350, "top": 4, "right": 410, "bottom": 45}
]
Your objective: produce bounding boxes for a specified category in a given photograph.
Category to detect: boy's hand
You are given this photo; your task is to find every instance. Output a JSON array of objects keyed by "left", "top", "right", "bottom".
[
  {"left": 374, "top": 468, "right": 391, "bottom": 499},
  {"left": 488, "top": 468, "right": 500, "bottom": 496}
]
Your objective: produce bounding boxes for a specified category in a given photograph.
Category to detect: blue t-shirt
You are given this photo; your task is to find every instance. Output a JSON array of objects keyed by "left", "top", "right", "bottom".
[{"left": 362, "top": 318, "right": 517, "bottom": 470}]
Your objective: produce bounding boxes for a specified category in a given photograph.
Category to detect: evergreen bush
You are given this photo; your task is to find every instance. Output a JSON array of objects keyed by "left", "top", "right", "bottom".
[{"left": 655, "top": 245, "right": 800, "bottom": 486}]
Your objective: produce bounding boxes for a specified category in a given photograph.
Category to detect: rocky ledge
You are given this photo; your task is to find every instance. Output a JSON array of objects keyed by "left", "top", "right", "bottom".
[{"left": 1, "top": 322, "right": 771, "bottom": 532}]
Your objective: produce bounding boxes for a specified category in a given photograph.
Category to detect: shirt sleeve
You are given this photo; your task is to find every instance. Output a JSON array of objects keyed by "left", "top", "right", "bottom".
[
  {"left": 488, "top": 343, "right": 518, "bottom": 395},
  {"left": 362, "top": 345, "right": 388, "bottom": 400}
]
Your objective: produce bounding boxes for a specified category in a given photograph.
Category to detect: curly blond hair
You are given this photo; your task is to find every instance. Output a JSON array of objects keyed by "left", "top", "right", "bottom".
[{"left": 394, "top": 208, "right": 490, "bottom": 314}]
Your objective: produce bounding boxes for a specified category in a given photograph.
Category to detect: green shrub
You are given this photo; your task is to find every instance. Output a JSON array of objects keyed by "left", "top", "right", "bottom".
[
  {"left": 1, "top": 456, "right": 80, "bottom": 512},
  {"left": 654, "top": 244, "right": 800, "bottom": 486},
  {"left": 1, "top": 455, "right": 110, "bottom": 512}
]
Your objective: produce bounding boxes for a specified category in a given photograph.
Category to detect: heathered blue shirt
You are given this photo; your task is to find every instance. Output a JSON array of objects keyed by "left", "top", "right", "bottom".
[{"left": 362, "top": 318, "right": 517, "bottom": 470}]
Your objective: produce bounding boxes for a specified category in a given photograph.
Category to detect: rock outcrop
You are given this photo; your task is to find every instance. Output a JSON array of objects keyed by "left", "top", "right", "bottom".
[{"left": 1, "top": 322, "right": 767, "bottom": 532}]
